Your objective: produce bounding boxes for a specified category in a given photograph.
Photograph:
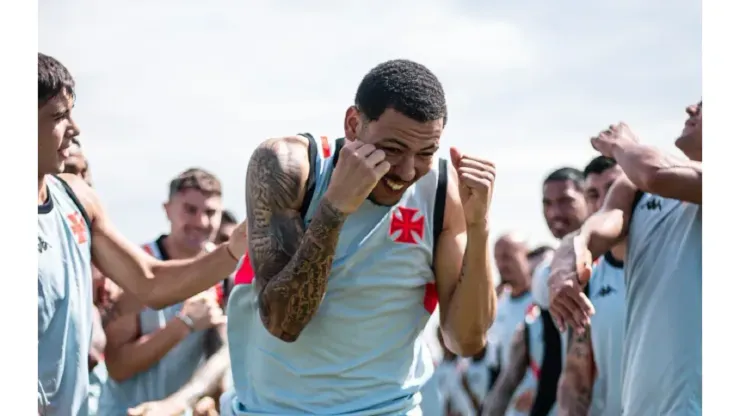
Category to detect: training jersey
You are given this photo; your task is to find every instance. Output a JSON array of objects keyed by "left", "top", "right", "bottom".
[
  {"left": 487, "top": 287, "right": 533, "bottom": 369},
  {"left": 586, "top": 252, "right": 625, "bottom": 416},
  {"left": 38, "top": 175, "right": 94, "bottom": 416},
  {"left": 225, "top": 134, "right": 448, "bottom": 415},
  {"left": 621, "top": 193, "right": 702, "bottom": 415},
  {"left": 98, "top": 236, "right": 216, "bottom": 414}
]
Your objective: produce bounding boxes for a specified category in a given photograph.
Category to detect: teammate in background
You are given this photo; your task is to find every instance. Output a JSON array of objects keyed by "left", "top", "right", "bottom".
[
  {"left": 483, "top": 168, "right": 588, "bottom": 416},
  {"left": 216, "top": 210, "right": 238, "bottom": 244},
  {"left": 223, "top": 59, "right": 497, "bottom": 415},
  {"left": 549, "top": 102, "right": 702, "bottom": 415},
  {"left": 556, "top": 156, "right": 626, "bottom": 416},
  {"left": 38, "top": 53, "right": 246, "bottom": 416},
  {"left": 100, "top": 169, "right": 232, "bottom": 416},
  {"left": 485, "top": 233, "right": 535, "bottom": 416},
  {"left": 526, "top": 246, "right": 553, "bottom": 275}
]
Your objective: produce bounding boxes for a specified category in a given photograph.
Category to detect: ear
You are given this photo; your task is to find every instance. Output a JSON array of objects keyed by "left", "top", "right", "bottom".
[
  {"left": 344, "top": 106, "right": 361, "bottom": 141},
  {"left": 163, "top": 201, "right": 173, "bottom": 222}
]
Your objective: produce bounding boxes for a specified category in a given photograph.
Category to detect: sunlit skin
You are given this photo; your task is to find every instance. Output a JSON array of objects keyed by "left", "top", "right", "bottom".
[
  {"left": 676, "top": 101, "right": 702, "bottom": 161},
  {"left": 63, "top": 143, "right": 91, "bottom": 185},
  {"left": 163, "top": 189, "right": 223, "bottom": 258},
  {"left": 38, "top": 90, "right": 80, "bottom": 203},
  {"left": 542, "top": 180, "right": 589, "bottom": 239},
  {"left": 585, "top": 165, "right": 625, "bottom": 260},
  {"left": 343, "top": 107, "right": 443, "bottom": 206}
]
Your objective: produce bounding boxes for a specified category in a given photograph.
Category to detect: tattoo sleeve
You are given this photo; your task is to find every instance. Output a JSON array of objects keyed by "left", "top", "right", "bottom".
[
  {"left": 246, "top": 138, "right": 346, "bottom": 342},
  {"left": 482, "top": 326, "right": 528, "bottom": 416},
  {"left": 556, "top": 327, "right": 595, "bottom": 416}
]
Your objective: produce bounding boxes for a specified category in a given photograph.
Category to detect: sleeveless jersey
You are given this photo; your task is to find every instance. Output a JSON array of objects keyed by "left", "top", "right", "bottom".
[
  {"left": 621, "top": 193, "right": 702, "bottom": 415},
  {"left": 433, "top": 359, "right": 476, "bottom": 416},
  {"left": 463, "top": 352, "right": 496, "bottom": 407},
  {"left": 38, "top": 175, "right": 94, "bottom": 416},
  {"left": 98, "top": 236, "right": 214, "bottom": 414},
  {"left": 226, "top": 134, "right": 447, "bottom": 415},
  {"left": 586, "top": 252, "right": 625, "bottom": 416},
  {"left": 487, "top": 288, "right": 533, "bottom": 369}
]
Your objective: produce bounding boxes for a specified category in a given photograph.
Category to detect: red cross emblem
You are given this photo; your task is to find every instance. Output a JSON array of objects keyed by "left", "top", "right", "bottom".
[
  {"left": 389, "top": 207, "right": 425, "bottom": 244},
  {"left": 67, "top": 212, "right": 88, "bottom": 244}
]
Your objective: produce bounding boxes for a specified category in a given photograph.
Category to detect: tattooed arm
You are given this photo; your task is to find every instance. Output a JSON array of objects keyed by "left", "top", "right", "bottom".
[
  {"left": 247, "top": 136, "right": 347, "bottom": 342},
  {"left": 556, "top": 328, "right": 596, "bottom": 416},
  {"left": 482, "top": 325, "right": 529, "bottom": 416}
]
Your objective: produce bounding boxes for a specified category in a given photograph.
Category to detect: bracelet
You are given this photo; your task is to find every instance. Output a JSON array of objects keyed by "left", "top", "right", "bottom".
[
  {"left": 226, "top": 244, "right": 240, "bottom": 261},
  {"left": 176, "top": 314, "right": 195, "bottom": 332}
]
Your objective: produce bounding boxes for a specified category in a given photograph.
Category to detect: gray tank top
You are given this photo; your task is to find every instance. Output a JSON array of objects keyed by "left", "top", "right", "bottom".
[
  {"left": 38, "top": 175, "right": 94, "bottom": 416},
  {"left": 622, "top": 193, "right": 701, "bottom": 415},
  {"left": 98, "top": 236, "right": 212, "bottom": 415}
]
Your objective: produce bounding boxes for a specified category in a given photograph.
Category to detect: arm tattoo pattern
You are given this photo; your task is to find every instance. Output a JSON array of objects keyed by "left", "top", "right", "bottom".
[
  {"left": 246, "top": 141, "right": 346, "bottom": 342},
  {"left": 556, "top": 328, "right": 595, "bottom": 416},
  {"left": 483, "top": 328, "right": 528, "bottom": 416}
]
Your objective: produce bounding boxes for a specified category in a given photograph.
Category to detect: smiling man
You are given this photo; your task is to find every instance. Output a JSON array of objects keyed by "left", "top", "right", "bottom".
[{"left": 223, "top": 59, "right": 498, "bottom": 415}]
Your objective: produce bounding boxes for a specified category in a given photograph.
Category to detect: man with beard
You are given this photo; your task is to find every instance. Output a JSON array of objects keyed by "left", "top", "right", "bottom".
[
  {"left": 101, "top": 169, "right": 232, "bottom": 416},
  {"left": 223, "top": 59, "right": 498, "bottom": 415},
  {"left": 483, "top": 168, "right": 588, "bottom": 416},
  {"left": 549, "top": 102, "right": 702, "bottom": 415}
]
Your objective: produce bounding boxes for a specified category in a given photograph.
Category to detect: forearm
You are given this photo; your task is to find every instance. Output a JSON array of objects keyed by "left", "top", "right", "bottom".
[
  {"left": 106, "top": 318, "right": 190, "bottom": 381},
  {"left": 556, "top": 333, "right": 595, "bottom": 415},
  {"left": 482, "top": 367, "right": 524, "bottom": 416},
  {"left": 148, "top": 245, "right": 238, "bottom": 309},
  {"left": 574, "top": 210, "right": 626, "bottom": 261},
  {"left": 168, "top": 347, "right": 230, "bottom": 407},
  {"left": 443, "top": 225, "right": 495, "bottom": 355},
  {"left": 258, "top": 198, "right": 346, "bottom": 341}
]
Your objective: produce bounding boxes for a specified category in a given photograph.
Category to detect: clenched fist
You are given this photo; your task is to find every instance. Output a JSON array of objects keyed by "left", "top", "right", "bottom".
[
  {"left": 450, "top": 147, "right": 496, "bottom": 227},
  {"left": 548, "top": 234, "right": 595, "bottom": 333},
  {"left": 590, "top": 122, "right": 640, "bottom": 158},
  {"left": 324, "top": 140, "right": 391, "bottom": 214}
]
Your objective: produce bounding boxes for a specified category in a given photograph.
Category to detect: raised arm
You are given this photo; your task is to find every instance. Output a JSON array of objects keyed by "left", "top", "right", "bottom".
[
  {"left": 556, "top": 329, "right": 596, "bottom": 416},
  {"left": 58, "top": 174, "right": 244, "bottom": 310},
  {"left": 246, "top": 136, "right": 344, "bottom": 342},
  {"left": 482, "top": 325, "right": 529, "bottom": 416}
]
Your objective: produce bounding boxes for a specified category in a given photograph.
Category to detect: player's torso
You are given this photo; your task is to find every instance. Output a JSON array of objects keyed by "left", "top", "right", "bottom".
[
  {"left": 227, "top": 135, "right": 443, "bottom": 415},
  {"left": 488, "top": 289, "right": 533, "bottom": 369},
  {"left": 99, "top": 236, "right": 210, "bottom": 412},
  {"left": 586, "top": 254, "right": 626, "bottom": 416},
  {"left": 622, "top": 193, "right": 702, "bottom": 415},
  {"left": 37, "top": 175, "right": 94, "bottom": 416}
]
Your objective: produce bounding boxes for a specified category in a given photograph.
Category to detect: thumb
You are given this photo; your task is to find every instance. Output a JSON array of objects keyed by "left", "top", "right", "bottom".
[
  {"left": 449, "top": 147, "right": 463, "bottom": 169},
  {"left": 127, "top": 406, "right": 145, "bottom": 416},
  {"left": 213, "top": 314, "right": 228, "bottom": 326}
]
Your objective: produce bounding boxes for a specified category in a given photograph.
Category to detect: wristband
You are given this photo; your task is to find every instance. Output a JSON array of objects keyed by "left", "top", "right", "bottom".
[{"left": 177, "top": 314, "right": 196, "bottom": 332}]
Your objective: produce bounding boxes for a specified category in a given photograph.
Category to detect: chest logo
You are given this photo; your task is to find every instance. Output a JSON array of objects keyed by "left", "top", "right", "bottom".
[
  {"left": 389, "top": 206, "right": 425, "bottom": 244},
  {"left": 642, "top": 197, "right": 662, "bottom": 211},
  {"left": 38, "top": 236, "right": 51, "bottom": 253},
  {"left": 595, "top": 285, "right": 616, "bottom": 298},
  {"left": 67, "top": 212, "right": 88, "bottom": 244}
]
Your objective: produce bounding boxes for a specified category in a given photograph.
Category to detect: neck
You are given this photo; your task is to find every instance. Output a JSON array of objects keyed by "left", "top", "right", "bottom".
[
  {"left": 609, "top": 243, "right": 626, "bottom": 262},
  {"left": 162, "top": 234, "right": 202, "bottom": 260},
  {"left": 509, "top": 283, "right": 530, "bottom": 298},
  {"left": 38, "top": 174, "right": 47, "bottom": 205}
]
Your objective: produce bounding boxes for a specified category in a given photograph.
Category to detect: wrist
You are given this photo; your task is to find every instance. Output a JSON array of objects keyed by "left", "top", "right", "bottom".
[
  {"left": 176, "top": 313, "right": 196, "bottom": 333},
  {"left": 465, "top": 221, "right": 490, "bottom": 238},
  {"left": 225, "top": 243, "right": 240, "bottom": 262}
]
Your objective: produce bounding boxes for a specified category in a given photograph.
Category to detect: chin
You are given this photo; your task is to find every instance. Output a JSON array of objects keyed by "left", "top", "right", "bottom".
[{"left": 368, "top": 192, "right": 403, "bottom": 207}]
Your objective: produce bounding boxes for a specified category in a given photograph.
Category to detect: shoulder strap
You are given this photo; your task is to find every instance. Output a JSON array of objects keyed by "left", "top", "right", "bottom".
[
  {"left": 52, "top": 175, "right": 92, "bottom": 234},
  {"left": 332, "top": 138, "right": 345, "bottom": 166},
  {"left": 531, "top": 309, "right": 562, "bottom": 416},
  {"left": 433, "top": 159, "right": 448, "bottom": 248},
  {"left": 298, "top": 133, "right": 318, "bottom": 220}
]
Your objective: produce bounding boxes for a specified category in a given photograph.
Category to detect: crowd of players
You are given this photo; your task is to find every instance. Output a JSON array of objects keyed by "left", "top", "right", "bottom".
[{"left": 38, "top": 50, "right": 701, "bottom": 416}]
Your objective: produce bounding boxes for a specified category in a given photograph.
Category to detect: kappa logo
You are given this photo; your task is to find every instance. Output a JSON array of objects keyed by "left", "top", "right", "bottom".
[
  {"left": 38, "top": 236, "right": 51, "bottom": 253},
  {"left": 595, "top": 285, "right": 616, "bottom": 298},
  {"left": 389, "top": 206, "right": 425, "bottom": 244},
  {"left": 642, "top": 198, "right": 662, "bottom": 211}
]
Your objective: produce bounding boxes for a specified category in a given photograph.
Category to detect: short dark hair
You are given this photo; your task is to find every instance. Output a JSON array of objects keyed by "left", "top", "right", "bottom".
[
  {"left": 544, "top": 167, "right": 585, "bottom": 191},
  {"left": 583, "top": 156, "right": 617, "bottom": 178},
  {"left": 354, "top": 59, "right": 447, "bottom": 125},
  {"left": 221, "top": 210, "right": 237, "bottom": 225},
  {"left": 169, "top": 168, "right": 222, "bottom": 198},
  {"left": 527, "top": 245, "right": 554, "bottom": 260},
  {"left": 38, "top": 53, "right": 75, "bottom": 107}
]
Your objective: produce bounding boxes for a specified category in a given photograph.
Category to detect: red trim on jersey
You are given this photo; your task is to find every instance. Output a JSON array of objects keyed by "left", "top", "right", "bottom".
[
  {"left": 320, "top": 136, "right": 331, "bottom": 158},
  {"left": 215, "top": 284, "right": 225, "bottom": 305},
  {"left": 530, "top": 358, "right": 541, "bottom": 379},
  {"left": 423, "top": 283, "right": 438, "bottom": 313},
  {"left": 234, "top": 255, "right": 255, "bottom": 285},
  {"left": 142, "top": 244, "right": 154, "bottom": 256}
]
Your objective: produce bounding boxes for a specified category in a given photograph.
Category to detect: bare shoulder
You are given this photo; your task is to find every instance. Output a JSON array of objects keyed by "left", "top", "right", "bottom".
[
  {"left": 246, "top": 136, "right": 311, "bottom": 212},
  {"left": 56, "top": 173, "right": 102, "bottom": 222},
  {"left": 603, "top": 174, "right": 639, "bottom": 213}
]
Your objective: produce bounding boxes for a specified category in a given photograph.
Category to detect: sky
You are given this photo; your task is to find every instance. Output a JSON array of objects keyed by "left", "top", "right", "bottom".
[{"left": 39, "top": 0, "right": 701, "bottom": 248}]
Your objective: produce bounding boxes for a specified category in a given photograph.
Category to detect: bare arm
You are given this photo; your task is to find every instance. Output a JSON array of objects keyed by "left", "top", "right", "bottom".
[
  {"left": 435, "top": 170, "right": 496, "bottom": 356},
  {"left": 103, "top": 312, "right": 191, "bottom": 382},
  {"left": 556, "top": 329, "right": 596, "bottom": 416},
  {"left": 59, "top": 174, "right": 240, "bottom": 310},
  {"left": 482, "top": 325, "right": 529, "bottom": 416},
  {"left": 246, "top": 137, "right": 347, "bottom": 342},
  {"left": 612, "top": 141, "right": 702, "bottom": 205}
]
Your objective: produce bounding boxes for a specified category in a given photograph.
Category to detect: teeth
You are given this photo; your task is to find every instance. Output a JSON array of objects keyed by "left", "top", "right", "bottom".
[{"left": 385, "top": 179, "right": 404, "bottom": 191}]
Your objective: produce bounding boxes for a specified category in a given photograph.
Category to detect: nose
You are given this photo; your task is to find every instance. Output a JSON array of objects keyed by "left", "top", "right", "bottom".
[
  {"left": 68, "top": 115, "right": 81, "bottom": 137},
  {"left": 395, "top": 155, "right": 416, "bottom": 182}
]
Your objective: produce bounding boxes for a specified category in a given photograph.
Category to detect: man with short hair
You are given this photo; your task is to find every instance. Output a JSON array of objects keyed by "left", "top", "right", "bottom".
[
  {"left": 100, "top": 168, "right": 232, "bottom": 416},
  {"left": 483, "top": 168, "right": 589, "bottom": 416},
  {"left": 556, "top": 156, "right": 626, "bottom": 416},
  {"left": 549, "top": 102, "right": 702, "bottom": 415},
  {"left": 37, "top": 53, "right": 246, "bottom": 416},
  {"left": 223, "top": 59, "right": 498, "bottom": 415}
]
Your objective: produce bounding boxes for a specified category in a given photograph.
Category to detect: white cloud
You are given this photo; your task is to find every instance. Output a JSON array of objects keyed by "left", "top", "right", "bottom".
[{"left": 39, "top": 0, "right": 700, "bottom": 244}]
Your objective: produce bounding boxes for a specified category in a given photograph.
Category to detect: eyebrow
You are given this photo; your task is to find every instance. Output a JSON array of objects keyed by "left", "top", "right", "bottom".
[{"left": 384, "top": 138, "right": 438, "bottom": 151}]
